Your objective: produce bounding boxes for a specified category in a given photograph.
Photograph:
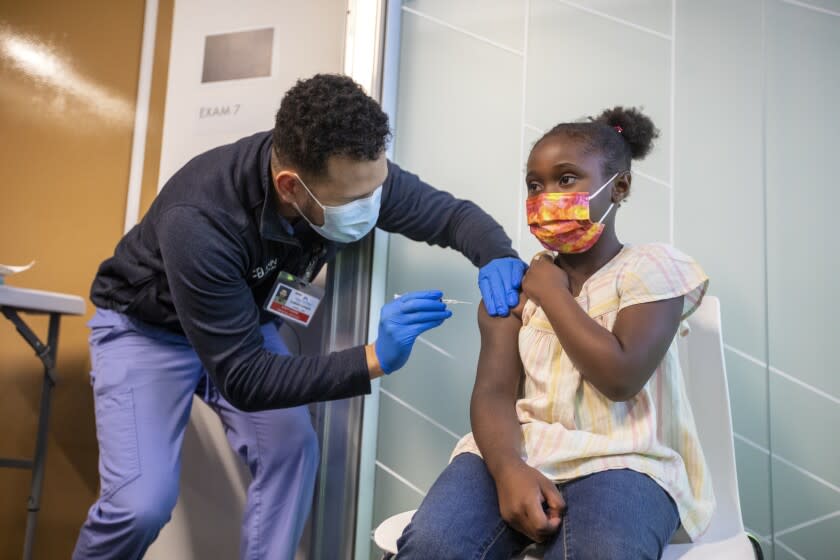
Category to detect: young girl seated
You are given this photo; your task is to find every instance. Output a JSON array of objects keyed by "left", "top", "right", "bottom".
[{"left": 396, "top": 107, "right": 715, "bottom": 560}]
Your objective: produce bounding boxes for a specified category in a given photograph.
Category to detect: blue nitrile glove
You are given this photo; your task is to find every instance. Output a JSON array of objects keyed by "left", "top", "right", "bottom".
[
  {"left": 375, "top": 290, "right": 453, "bottom": 374},
  {"left": 479, "top": 257, "right": 528, "bottom": 317}
]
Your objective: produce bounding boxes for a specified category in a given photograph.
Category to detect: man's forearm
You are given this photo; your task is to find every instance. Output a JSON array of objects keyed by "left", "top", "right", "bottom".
[
  {"left": 449, "top": 206, "right": 519, "bottom": 267},
  {"left": 378, "top": 163, "right": 518, "bottom": 267}
]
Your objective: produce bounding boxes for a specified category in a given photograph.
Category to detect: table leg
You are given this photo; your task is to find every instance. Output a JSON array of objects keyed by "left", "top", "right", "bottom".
[{"left": 19, "top": 313, "right": 59, "bottom": 560}]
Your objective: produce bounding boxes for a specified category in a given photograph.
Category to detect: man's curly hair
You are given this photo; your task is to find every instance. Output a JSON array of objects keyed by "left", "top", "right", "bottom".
[{"left": 273, "top": 74, "right": 391, "bottom": 177}]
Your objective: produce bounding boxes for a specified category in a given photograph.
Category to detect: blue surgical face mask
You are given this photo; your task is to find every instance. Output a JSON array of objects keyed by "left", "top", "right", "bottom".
[{"left": 293, "top": 174, "right": 382, "bottom": 243}]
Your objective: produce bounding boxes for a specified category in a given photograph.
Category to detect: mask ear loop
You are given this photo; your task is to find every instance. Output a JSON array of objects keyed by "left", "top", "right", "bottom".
[
  {"left": 288, "top": 174, "right": 324, "bottom": 230},
  {"left": 590, "top": 172, "right": 621, "bottom": 224},
  {"left": 293, "top": 173, "right": 325, "bottom": 210},
  {"left": 597, "top": 202, "right": 616, "bottom": 224},
  {"left": 590, "top": 172, "right": 619, "bottom": 200}
]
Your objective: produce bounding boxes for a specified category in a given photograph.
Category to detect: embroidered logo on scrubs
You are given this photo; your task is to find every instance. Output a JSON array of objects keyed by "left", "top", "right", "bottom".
[{"left": 250, "top": 257, "right": 278, "bottom": 280}]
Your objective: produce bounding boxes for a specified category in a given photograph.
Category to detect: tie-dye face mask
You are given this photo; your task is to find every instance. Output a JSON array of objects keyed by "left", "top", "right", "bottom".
[{"left": 526, "top": 172, "right": 619, "bottom": 254}]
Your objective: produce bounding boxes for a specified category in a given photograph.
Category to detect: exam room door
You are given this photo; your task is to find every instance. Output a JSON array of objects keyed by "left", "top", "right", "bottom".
[{"left": 129, "top": 1, "right": 363, "bottom": 559}]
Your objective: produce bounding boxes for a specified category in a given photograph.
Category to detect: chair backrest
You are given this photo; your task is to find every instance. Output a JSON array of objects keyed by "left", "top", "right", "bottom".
[{"left": 676, "top": 296, "right": 744, "bottom": 542}]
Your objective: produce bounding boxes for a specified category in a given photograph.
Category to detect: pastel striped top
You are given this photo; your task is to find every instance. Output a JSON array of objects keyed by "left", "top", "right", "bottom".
[{"left": 452, "top": 243, "right": 716, "bottom": 540}]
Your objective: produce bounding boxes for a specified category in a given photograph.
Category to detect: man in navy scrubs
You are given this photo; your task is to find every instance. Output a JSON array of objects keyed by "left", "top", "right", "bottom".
[{"left": 74, "top": 74, "right": 526, "bottom": 559}]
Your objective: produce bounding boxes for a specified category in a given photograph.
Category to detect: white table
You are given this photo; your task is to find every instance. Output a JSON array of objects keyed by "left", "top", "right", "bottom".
[{"left": 0, "top": 284, "right": 85, "bottom": 560}]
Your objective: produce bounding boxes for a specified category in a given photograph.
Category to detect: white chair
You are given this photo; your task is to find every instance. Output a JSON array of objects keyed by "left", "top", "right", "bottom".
[{"left": 374, "top": 297, "right": 763, "bottom": 559}]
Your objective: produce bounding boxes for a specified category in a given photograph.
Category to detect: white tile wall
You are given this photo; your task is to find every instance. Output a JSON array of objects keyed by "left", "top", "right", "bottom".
[{"left": 366, "top": 2, "right": 840, "bottom": 559}]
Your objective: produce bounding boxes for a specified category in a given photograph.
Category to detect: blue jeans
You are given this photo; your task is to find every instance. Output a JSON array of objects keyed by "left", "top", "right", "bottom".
[
  {"left": 397, "top": 453, "right": 680, "bottom": 560},
  {"left": 72, "top": 309, "right": 319, "bottom": 560}
]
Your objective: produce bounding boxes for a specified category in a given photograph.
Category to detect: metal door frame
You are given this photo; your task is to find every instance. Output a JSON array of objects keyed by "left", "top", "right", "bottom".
[{"left": 303, "top": 2, "right": 397, "bottom": 558}]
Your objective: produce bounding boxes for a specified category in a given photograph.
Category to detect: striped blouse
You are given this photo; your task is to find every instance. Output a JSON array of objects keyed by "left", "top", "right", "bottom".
[{"left": 452, "top": 243, "right": 716, "bottom": 540}]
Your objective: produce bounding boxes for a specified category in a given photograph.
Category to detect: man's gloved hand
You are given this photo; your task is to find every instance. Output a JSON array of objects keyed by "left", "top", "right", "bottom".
[
  {"left": 478, "top": 257, "right": 528, "bottom": 317},
  {"left": 375, "top": 290, "right": 453, "bottom": 374}
]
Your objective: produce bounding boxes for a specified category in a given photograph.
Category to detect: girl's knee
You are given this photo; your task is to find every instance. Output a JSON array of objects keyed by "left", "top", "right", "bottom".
[
  {"left": 396, "top": 519, "right": 469, "bottom": 560},
  {"left": 547, "top": 514, "right": 670, "bottom": 560}
]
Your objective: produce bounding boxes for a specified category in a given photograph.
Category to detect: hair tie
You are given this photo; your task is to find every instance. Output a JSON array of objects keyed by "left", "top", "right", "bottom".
[{"left": 613, "top": 125, "right": 623, "bottom": 134}]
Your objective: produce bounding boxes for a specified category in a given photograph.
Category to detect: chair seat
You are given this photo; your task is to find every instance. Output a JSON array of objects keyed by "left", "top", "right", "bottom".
[
  {"left": 513, "top": 532, "right": 756, "bottom": 559},
  {"left": 662, "top": 533, "right": 756, "bottom": 559},
  {"left": 374, "top": 511, "right": 757, "bottom": 560},
  {"left": 512, "top": 544, "right": 543, "bottom": 559},
  {"left": 373, "top": 509, "right": 416, "bottom": 554}
]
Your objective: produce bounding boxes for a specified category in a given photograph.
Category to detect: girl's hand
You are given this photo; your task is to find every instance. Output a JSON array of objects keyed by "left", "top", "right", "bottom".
[
  {"left": 522, "top": 252, "right": 570, "bottom": 307},
  {"left": 494, "top": 460, "right": 565, "bottom": 542}
]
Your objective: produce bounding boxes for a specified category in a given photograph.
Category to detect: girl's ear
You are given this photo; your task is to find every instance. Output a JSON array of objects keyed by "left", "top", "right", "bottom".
[{"left": 613, "top": 171, "right": 632, "bottom": 204}]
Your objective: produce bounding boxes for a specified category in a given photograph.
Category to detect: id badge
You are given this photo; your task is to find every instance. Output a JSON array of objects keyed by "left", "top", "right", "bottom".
[{"left": 264, "top": 271, "right": 325, "bottom": 327}]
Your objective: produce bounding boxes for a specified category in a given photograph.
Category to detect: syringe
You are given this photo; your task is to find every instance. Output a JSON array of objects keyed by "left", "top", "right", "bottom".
[{"left": 393, "top": 293, "right": 473, "bottom": 305}]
